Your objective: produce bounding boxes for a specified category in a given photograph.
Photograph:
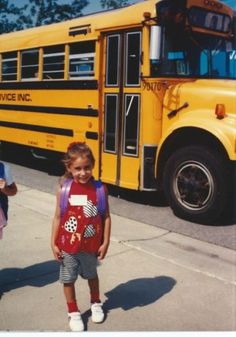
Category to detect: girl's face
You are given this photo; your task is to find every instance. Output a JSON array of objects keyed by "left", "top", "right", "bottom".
[{"left": 68, "top": 155, "right": 94, "bottom": 184}]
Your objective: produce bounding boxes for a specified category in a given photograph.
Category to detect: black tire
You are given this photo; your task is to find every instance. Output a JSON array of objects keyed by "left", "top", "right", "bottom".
[{"left": 163, "top": 146, "right": 230, "bottom": 224}]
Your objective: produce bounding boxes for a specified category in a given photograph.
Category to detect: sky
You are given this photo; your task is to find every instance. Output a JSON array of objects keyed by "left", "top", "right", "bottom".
[
  {"left": 8, "top": 0, "right": 143, "bottom": 14},
  {"left": 83, "top": 1, "right": 138, "bottom": 14},
  {"left": 8, "top": 0, "right": 236, "bottom": 14},
  {"left": 72, "top": 0, "right": 236, "bottom": 14},
  {"left": 226, "top": 0, "right": 236, "bottom": 10}
]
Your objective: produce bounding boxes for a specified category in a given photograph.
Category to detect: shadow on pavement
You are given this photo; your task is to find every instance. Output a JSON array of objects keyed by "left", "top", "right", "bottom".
[
  {"left": 104, "top": 276, "right": 176, "bottom": 311},
  {"left": 0, "top": 260, "right": 59, "bottom": 298},
  {"left": 108, "top": 185, "right": 168, "bottom": 207},
  {"left": 81, "top": 276, "right": 176, "bottom": 330},
  {"left": 0, "top": 143, "right": 64, "bottom": 176}
]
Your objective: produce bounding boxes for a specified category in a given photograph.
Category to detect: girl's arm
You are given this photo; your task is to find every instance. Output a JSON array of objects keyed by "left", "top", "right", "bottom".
[
  {"left": 97, "top": 186, "right": 111, "bottom": 260},
  {"left": 0, "top": 164, "right": 17, "bottom": 196},
  {"left": 0, "top": 181, "right": 17, "bottom": 196},
  {"left": 51, "top": 186, "right": 63, "bottom": 261}
]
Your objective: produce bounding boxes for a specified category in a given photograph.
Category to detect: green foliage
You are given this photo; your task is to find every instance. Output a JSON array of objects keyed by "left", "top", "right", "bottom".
[
  {"left": 0, "top": 0, "right": 89, "bottom": 33},
  {"left": 0, "top": 0, "right": 130, "bottom": 34},
  {"left": 1, "top": 0, "right": 234, "bottom": 35},
  {"left": 100, "top": 0, "right": 129, "bottom": 9},
  {"left": 28, "top": 0, "right": 89, "bottom": 27}
]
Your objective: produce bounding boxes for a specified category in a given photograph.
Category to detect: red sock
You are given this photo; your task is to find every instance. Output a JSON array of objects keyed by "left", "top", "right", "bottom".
[
  {"left": 67, "top": 300, "right": 79, "bottom": 313},
  {"left": 90, "top": 291, "right": 101, "bottom": 304}
]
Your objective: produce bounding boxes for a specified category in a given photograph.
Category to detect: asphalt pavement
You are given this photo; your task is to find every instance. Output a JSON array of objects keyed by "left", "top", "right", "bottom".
[{"left": 0, "top": 184, "right": 236, "bottom": 333}]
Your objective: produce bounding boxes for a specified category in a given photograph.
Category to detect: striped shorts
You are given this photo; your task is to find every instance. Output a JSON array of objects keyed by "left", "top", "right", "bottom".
[{"left": 59, "top": 251, "right": 98, "bottom": 283}]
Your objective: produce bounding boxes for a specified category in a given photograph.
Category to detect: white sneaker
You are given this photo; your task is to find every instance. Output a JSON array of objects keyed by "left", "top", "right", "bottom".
[
  {"left": 91, "top": 302, "right": 104, "bottom": 323},
  {"left": 68, "top": 312, "right": 84, "bottom": 331}
]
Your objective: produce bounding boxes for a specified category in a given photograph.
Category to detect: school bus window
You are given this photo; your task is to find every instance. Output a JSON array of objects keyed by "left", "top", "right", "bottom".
[
  {"left": 125, "top": 32, "right": 141, "bottom": 86},
  {"left": 21, "top": 49, "right": 39, "bottom": 80},
  {"left": 104, "top": 94, "right": 118, "bottom": 153},
  {"left": 188, "top": 7, "right": 231, "bottom": 33},
  {"left": 106, "top": 35, "right": 120, "bottom": 86},
  {"left": 1, "top": 51, "right": 17, "bottom": 82},
  {"left": 43, "top": 45, "right": 65, "bottom": 80},
  {"left": 123, "top": 94, "right": 140, "bottom": 156},
  {"left": 69, "top": 41, "right": 95, "bottom": 79}
]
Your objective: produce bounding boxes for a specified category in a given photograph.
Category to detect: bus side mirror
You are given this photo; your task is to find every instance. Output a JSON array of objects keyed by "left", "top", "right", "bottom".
[{"left": 150, "top": 25, "right": 162, "bottom": 64}]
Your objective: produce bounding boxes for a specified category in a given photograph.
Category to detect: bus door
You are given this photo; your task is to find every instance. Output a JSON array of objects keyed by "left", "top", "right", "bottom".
[{"left": 101, "top": 31, "right": 142, "bottom": 189}]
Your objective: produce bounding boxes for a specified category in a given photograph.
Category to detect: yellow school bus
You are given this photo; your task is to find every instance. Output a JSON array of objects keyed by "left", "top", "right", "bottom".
[{"left": 0, "top": 0, "right": 235, "bottom": 223}]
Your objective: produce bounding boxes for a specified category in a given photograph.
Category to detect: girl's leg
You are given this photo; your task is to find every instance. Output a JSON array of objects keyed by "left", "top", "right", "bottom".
[
  {"left": 88, "top": 276, "right": 104, "bottom": 323},
  {"left": 88, "top": 276, "right": 101, "bottom": 303},
  {"left": 63, "top": 282, "right": 79, "bottom": 312},
  {"left": 64, "top": 282, "right": 84, "bottom": 331}
]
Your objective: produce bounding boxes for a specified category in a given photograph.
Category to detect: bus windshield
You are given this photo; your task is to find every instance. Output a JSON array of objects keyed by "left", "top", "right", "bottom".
[{"left": 152, "top": 28, "right": 236, "bottom": 79}]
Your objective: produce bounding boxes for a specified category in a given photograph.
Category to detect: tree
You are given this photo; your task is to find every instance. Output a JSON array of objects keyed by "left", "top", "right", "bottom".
[
  {"left": 0, "top": 0, "right": 90, "bottom": 33},
  {"left": 0, "top": 0, "right": 31, "bottom": 33},
  {"left": 28, "top": 0, "right": 89, "bottom": 27},
  {"left": 100, "top": 0, "right": 129, "bottom": 9}
]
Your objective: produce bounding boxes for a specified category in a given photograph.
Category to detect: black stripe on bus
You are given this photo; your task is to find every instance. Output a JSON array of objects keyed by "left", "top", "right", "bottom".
[
  {"left": 0, "top": 121, "right": 73, "bottom": 136},
  {"left": 0, "top": 80, "right": 98, "bottom": 90},
  {"left": 86, "top": 131, "right": 98, "bottom": 140},
  {"left": 69, "top": 28, "right": 89, "bottom": 36},
  {"left": 0, "top": 104, "right": 98, "bottom": 117}
]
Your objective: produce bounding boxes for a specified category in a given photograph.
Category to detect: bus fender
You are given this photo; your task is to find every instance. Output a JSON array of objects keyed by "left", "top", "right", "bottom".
[{"left": 155, "top": 110, "right": 236, "bottom": 178}]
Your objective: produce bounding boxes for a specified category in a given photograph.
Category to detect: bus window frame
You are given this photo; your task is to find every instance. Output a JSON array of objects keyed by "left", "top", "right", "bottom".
[
  {"left": 21, "top": 48, "right": 39, "bottom": 81},
  {"left": 105, "top": 34, "right": 121, "bottom": 87},
  {"left": 1, "top": 51, "right": 18, "bottom": 82},
  {"left": 104, "top": 93, "right": 119, "bottom": 154},
  {"left": 69, "top": 52, "right": 95, "bottom": 79},
  {"left": 69, "top": 40, "right": 96, "bottom": 80},
  {"left": 43, "top": 45, "right": 65, "bottom": 80},
  {"left": 125, "top": 31, "right": 142, "bottom": 87},
  {"left": 123, "top": 93, "right": 140, "bottom": 157},
  {"left": 187, "top": 6, "right": 232, "bottom": 35}
]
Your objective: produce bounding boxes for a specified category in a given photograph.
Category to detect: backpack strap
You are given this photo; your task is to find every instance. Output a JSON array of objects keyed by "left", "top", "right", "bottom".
[
  {"left": 92, "top": 179, "right": 106, "bottom": 217},
  {"left": 60, "top": 178, "right": 73, "bottom": 218},
  {"left": 0, "top": 163, "right": 5, "bottom": 179}
]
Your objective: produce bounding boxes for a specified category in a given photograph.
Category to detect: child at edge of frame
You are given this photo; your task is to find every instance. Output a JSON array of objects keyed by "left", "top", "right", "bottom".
[
  {"left": 0, "top": 161, "right": 18, "bottom": 239},
  {"left": 50, "top": 141, "right": 111, "bottom": 332}
]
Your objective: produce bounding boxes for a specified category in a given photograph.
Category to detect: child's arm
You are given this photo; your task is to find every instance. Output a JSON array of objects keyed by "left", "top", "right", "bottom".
[
  {"left": 51, "top": 186, "right": 63, "bottom": 261},
  {"left": 97, "top": 214, "right": 111, "bottom": 260},
  {"left": 0, "top": 164, "right": 17, "bottom": 196},
  {"left": 97, "top": 186, "right": 111, "bottom": 260},
  {"left": 0, "top": 181, "right": 17, "bottom": 196}
]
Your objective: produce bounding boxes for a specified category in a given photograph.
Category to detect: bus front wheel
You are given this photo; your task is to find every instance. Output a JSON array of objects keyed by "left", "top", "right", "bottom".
[{"left": 163, "top": 146, "right": 230, "bottom": 224}]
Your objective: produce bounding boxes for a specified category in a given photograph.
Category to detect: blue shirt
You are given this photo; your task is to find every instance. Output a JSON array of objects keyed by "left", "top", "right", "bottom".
[{"left": 0, "top": 162, "right": 14, "bottom": 186}]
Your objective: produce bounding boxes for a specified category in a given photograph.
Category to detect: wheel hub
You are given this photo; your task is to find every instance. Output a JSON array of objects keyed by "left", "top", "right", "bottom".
[{"left": 174, "top": 162, "right": 214, "bottom": 210}]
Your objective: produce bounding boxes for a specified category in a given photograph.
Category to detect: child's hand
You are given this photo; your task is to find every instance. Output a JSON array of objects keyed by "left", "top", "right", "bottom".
[
  {"left": 97, "top": 243, "right": 109, "bottom": 260},
  {"left": 0, "top": 179, "right": 6, "bottom": 189},
  {"left": 52, "top": 244, "right": 62, "bottom": 261}
]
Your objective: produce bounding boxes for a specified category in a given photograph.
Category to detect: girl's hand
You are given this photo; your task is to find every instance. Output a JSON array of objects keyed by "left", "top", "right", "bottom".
[
  {"left": 97, "top": 243, "right": 109, "bottom": 260},
  {"left": 0, "top": 179, "right": 6, "bottom": 190},
  {"left": 52, "top": 244, "right": 62, "bottom": 261}
]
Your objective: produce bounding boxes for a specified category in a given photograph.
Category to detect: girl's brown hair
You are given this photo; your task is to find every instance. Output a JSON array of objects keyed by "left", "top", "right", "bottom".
[{"left": 62, "top": 142, "right": 95, "bottom": 179}]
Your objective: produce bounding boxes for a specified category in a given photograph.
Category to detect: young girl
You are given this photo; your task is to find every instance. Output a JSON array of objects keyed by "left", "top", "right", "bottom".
[{"left": 51, "top": 142, "right": 111, "bottom": 332}]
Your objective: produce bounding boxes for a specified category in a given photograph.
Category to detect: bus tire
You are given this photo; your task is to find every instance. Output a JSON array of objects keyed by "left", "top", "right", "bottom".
[{"left": 163, "top": 145, "right": 230, "bottom": 224}]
